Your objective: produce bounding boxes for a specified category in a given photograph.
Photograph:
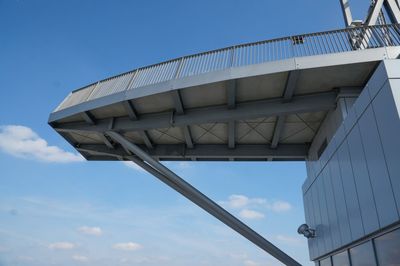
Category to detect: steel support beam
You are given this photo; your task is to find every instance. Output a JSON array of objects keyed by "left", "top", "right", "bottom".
[
  {"left": 271, "top": 116, "right": 286, "bottom": 149},
  {"left": 81, "top": 111, "right": 96, "bottom": 125},
  {"left": 367, "top": 0, "right": 400, "bottom": 24},
  {"left": 122, "top": 100, "right": 153, "bottom": 149},
  {"left": 364, "top": 0, "right": 400, "bottom": 25},
  {"left": 366, "top": 0, "right": 385, "bottom": 26},
  {"left": 227, "top": 79, "right": 236, "bottom": 109},
  {"left": 172, "top": 90, "right": 194, "bottom": 149},
  {"left": 81, "top": 111, "right": 115, "bottom": 149},
  {"left": 227, "top": 80, "right": 236, "bottom": 149},
  {"left": 77, "top": 143, "right": 308, "bottom": 160},
  {"left": 270, "top": 71, "right": 300, "bottom": 149},
  {"left": 106, "top": 131, "right": 301, "bottom": 266},
  {"left": 139, "top": 131, "right": 153, "bottom": 149},
  {"left": 385, "top": 0, "right": 400, "bottom": 23},
  {"left": 228, "top": 121, "right": 235, "bottom": 149},
  {"left": 98, "top": 134, "right": 115, "bottom": 149},
  {"left": 55, "top": 91, "right": 336, "bottom": 134},
  {"left": 340, "top": 0, "right": 353, "bottom": 27},
  {"left": 122, "top": 101, "right": 138, "bottom": 120},
  {"left": 351, "top": 0, "right": 400, "bottom": 49},
  {"left": 282, "top": 71, "right": 300, "bottom": 102}
]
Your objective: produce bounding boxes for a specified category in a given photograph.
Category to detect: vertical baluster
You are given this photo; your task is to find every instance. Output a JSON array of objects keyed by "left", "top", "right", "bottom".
[
  {"left": 253, "top": 43, "right": 257, "bottom": 64},
  {"left": 333, "top": 30, "right": 345, "bottom": 52},
  {"left": 229, "top": 47, "right": 235, "bottom": 67},
  {"left": 213, "top": 51, "right": 220, "bottom": 70},
  {"left": 205, "top": 52, "right": 212, "bottom": 73},
  {"left": 317, "top": 33, "right": 327, "bottom": 54},
  {"left": 290, "top": 37, "right": 296, "bottom": 58},
  {"left": 139, "top": 67, "right": 149, "bottom": 87},
  {"left": 203, "top": 52, "right": 211, "bottom": 73},
  {"left": 309, "top": 34, "right": 318, "bottom": 55},
  {"left": 204, "top": 52, "right": 212, "bottom": 73},
  {"left": 390, "top": 25, "right": 400, "bottom": 44},
  {"left": 260, "top": 42, "right": 264, "bottom": 63},
  {"left": 327, "top": 32, "right": 335, "bottom": 53},
  {"left": 196, "top": 54, "right": 204, "bottom": 74},
  {"left": 173, "top": 58, "right": 183, "bottom": 79},
  {"left": 212, "top": 51, "right": 218, "bottom": 71},
  {"left": 192, "top": 55, "right": 200, "bottom": 75},
  {"left": 188, "top": 56, "right": 196, "bottom": 76},
  {"left": 143, "top": 67, "right": 154, "bottom": 86},
  {"left": 392, "top": 24, "right": 400, "bottom": 44},
  {"left": 161, "top": 61, "right": 172, "bottom": 82},
  {"left": 341, "top": 29, "right": 352, "bottom": 51},
  {"left": 153, "top": 64, "right": 164, "bottom": 84},
  {"left": 239, "top": 46, "right": 243, "bottom": 67},
  {"left": 245, "top": 45, "right": 249, "bottom": 65}
]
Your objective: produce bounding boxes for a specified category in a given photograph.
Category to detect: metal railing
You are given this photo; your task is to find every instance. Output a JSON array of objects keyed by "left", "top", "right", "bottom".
[{"left": 56, "top": 24, "right": 400, "bottom": 111}]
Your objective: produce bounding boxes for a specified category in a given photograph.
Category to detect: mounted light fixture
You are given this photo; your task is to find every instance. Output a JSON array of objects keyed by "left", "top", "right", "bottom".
[{"left": 297, "top": 224, "right": 316, "bottom": 239}]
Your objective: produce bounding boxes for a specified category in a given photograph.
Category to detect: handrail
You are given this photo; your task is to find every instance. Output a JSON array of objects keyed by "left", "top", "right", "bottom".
[{"left": 56, "top": 24, "right": 400, "bottom": 111}]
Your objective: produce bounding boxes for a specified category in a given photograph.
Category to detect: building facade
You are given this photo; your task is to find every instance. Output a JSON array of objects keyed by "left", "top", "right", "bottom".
[{"left": 303, "top": 60, "right": 400, "bottom": 265}]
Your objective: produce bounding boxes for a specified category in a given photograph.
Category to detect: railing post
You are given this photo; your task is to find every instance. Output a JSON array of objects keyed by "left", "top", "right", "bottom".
[
  {"left": 85, "top": 81, "right": 100, "bottom": 102},
  {"left": 124, "top": 70, "right": 138, "bottom": 91},
  {"left": 173, "top": 57, "right": 185, "bottom": 79},
  {"left": 289, "top": 36, "right": 296, "bottom": 58},
  {"left": 229, "top": 46, "right": 236, "bottom": 67}
]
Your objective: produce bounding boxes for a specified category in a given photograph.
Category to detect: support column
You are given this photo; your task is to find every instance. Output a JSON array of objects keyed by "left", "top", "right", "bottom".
[{"left": 107, "top": 131, "right": 301, "bottom": 266}]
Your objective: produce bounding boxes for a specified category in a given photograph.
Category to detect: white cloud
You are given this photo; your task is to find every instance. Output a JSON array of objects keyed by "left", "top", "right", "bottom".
[
  {"left": 122, "top": 161, "right": 145, "bottom": 172},
  {"left": 239, "top": 209, "right": 265, "bottom": 220},
  {"left": 113, "top": 242, "right": 142, "bottom": 251},
  {"left": 17, "top": 255, "right": 35, "bottom": 262},
  {"left": 78, "top": 226, "right": 102, "bottom": 236},
  {"left": 0, "top": 125, "right": 84, "bottom": 163},
  {"left": 221, "top": 195, "right": 292, "bottom": 213},
  {"left": 222, "top": 195, "right": 266, "bottom": 209},
  {"left": 276, "top": 235, "right": 303, "bottom": 246},
  {"left": 17, "top": 256, "right": 34, "bottom": 262},
  {"left": 267, "top": 200, "right": 292, "bottom": 212},
  {"left": 48, "top": 242, "right": 75, "bottom": 250},
  {"left": 226, "top": 195, "right": 249, "bottom": 208},
  {"left": 177, "top": 161, "right": 191, "bottom": 169},
  {"left": 244, "top": 259, "right": 260, "bottom": 266},
  {"left": 72, "top": 255, "right": 89, "bottom": 262},
  {"left": 229, "top": 252, "right": 248, "bottom": 260}
]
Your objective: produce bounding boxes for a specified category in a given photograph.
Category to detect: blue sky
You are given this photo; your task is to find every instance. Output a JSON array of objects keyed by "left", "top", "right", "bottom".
[{"left": 0, "top": 0, "right": 369, "bottom": 265}]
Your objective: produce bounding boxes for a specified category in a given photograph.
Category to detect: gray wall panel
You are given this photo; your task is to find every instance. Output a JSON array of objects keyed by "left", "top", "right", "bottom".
[
  {"left": 366, "top": 61, "right": 387, "bottom": 98},
  {"left": 347, "top": 125, "right": 380, "bottom": 234},
  {"left": 323, "top": 162, "right": 342, "bottom": 249},
  {"left": 318, "top": 170, "right": 334, "bottom": 252},
  {"left": 358, "top": 106, "right": 399, "bottom": 227},
  {"left": 337, "top": 142, "right": 364, "bottom": 240},
  {"left": 311, "top": 185, "right": 324, "bottom": 255},
  {"left": 372, "top": 81, "right": 400, "bottom": 215},
  {"left": 328, "top": 154, "right": 352, "bottom": 245},
  {"left": 304, "top": 191, "right": 316, "bottom": 259}
]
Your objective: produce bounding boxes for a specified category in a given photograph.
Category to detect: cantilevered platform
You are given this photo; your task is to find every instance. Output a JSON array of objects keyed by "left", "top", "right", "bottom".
[
  {"left": 48, "top": 22, "right": 400, "bottom": 266},
  {"left": 50, "top": 24, "right": 400, "bottom": 162}
]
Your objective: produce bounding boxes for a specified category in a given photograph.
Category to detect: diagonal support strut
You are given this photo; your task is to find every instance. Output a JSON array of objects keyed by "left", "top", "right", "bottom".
[
  {"left": 271, "top": 71, "right": 300, "bottom": 149},
  {"left": 106, "top": 131, "right": 301, "bottom": 266}
]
